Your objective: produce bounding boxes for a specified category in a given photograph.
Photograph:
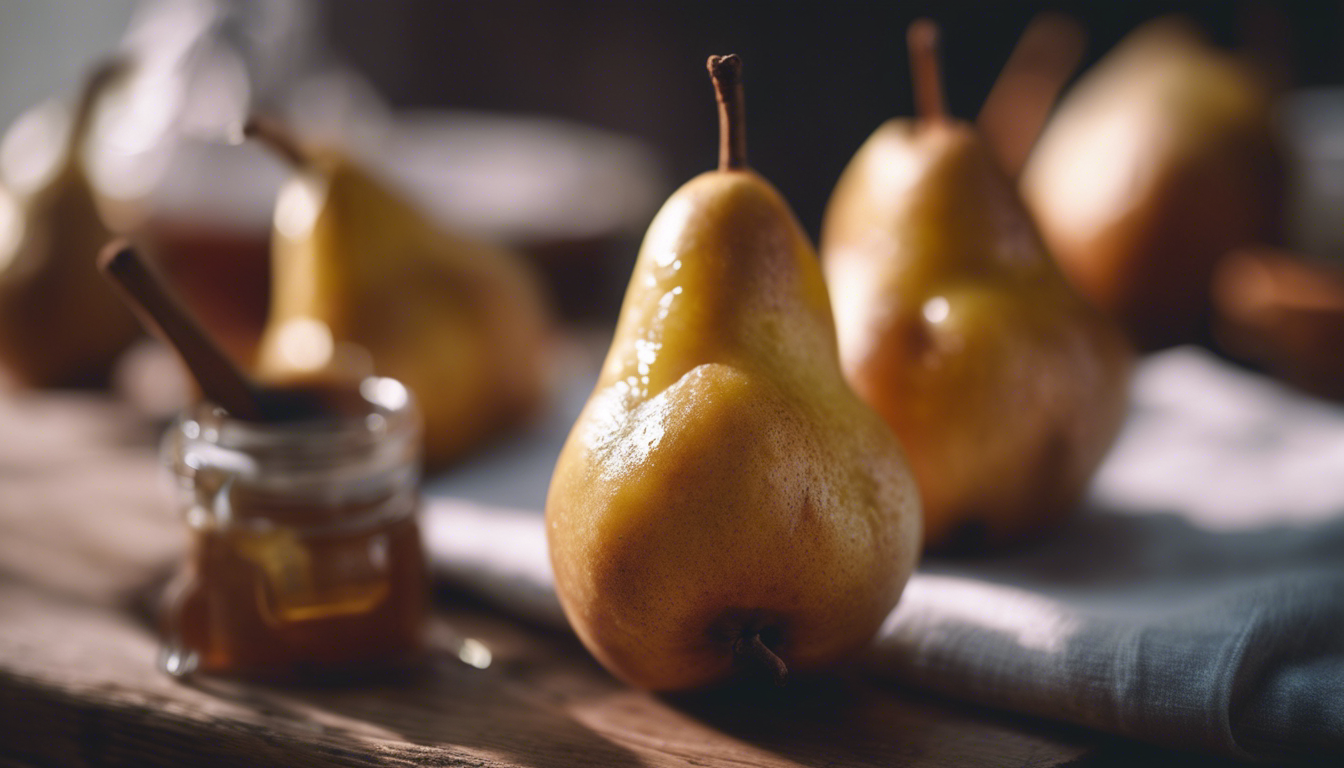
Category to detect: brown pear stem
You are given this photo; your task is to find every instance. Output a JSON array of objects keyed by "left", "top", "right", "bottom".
[
  {"left": 735, "top": 632, "right": 788, "bottom": 686},
  {"left": 977, "top": 13, "right": 1087, "bottom": 178},
  {"left": 908, "top": 19, "right": 947, "bottom": 123},
  {"left": 243, "top": 114, "right": 309, "bottom": 169},
  {"left": 68, "top": 57, "right": 130, "bottom": 159},
  {"left": 707, "top": 54, "right": 747, "bottom": 171},
  {"left": 97, "top": 240, "right": 265, "bottom": 421}
]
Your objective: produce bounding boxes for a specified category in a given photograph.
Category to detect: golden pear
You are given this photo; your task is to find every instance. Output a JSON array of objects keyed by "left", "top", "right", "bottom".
[
  {"left": 1020, "top": 18, "right": 1282, "bottom": 349},
  {"left": 821, "top": 22, "right": 1131, "bottom": 551},
  {"left": 0, "top": 60, "right": 140, "bottom": 386},
  {"left": 248, "top": 118, "right": 551, "bottom": 468},
  {"left": 546, "top": 56, "right": 920, "bottom": 691}
]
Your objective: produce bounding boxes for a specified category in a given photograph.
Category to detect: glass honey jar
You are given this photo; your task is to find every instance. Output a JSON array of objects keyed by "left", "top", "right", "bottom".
[{"left": 158, "top": 376, "right": 427, "bottom": 679}]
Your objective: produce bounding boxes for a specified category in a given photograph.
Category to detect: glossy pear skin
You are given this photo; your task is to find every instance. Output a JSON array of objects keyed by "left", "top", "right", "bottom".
[
  {"left": 1021, "top": 20, "right": 1282, "bottom": 349},
  {"left": 822, "top": 121, "right": 1131, "bottom": 550},
  {"left": 255, "top": 152, "right": 550, "bottom": 467},
  {"left": 0, "top": 134, "right": 139, "bottom": 386},
  {"left": 547, "top": 170, "right": 921, "bottom": 691}
]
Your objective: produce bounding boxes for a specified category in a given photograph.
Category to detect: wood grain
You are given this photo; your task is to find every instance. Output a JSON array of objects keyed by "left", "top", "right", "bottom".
[{"left": 0, "top": 391, "right": 1114, "bottom": 767}]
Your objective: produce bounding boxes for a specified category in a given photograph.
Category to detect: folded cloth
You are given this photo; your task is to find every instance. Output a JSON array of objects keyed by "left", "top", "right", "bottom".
[{"left": 422, "top": 347, "right": 1344, "bottom": 763}]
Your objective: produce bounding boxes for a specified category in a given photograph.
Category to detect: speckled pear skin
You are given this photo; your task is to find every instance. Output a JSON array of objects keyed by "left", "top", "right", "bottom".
[
  {"left": 546, "top": 168, "right": 921, "bottom": 691},
  {"left": 253, "top": 149, "right": 551, "bottom": 468},
  {"left": 821, "top": 120, "right": 1131, "bottom": 551}
]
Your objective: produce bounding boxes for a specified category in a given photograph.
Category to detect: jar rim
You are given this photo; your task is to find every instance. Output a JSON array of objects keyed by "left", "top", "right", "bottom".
[
  {"left": 182, "top": 376, "right": 419, "bottom": 449},
  {"left": 165, "top": 376, "right": 422, "bottom": 521}
]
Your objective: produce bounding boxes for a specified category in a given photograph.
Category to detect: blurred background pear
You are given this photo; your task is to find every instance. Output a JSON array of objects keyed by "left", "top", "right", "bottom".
[
  {"left": 821, "top": 22, "right": 1131, "bottom": 551},
  {"left": 1020, "top": 18, "right": 1284, "bottom": 350},
  {"left": 248, "top": 117, "right": 553, "bottom": 469},
  {"left": 0, "top": 60, "right": 142, "bottom": 387}
]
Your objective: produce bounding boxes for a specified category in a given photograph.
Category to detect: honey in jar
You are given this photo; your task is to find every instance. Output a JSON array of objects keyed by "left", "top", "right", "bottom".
[{"left": 158, "top": 376, "right": 427, "bottom": 679}]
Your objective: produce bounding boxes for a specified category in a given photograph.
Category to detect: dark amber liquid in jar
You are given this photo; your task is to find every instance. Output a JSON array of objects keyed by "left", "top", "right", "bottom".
[{"left": 160, "top": 377, "right": 426, "bottom": 679}]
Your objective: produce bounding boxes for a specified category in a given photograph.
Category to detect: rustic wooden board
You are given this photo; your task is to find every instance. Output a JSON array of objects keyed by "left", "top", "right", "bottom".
[{"left": 0, "top": 392, "right": 1236, "bottom": 767}]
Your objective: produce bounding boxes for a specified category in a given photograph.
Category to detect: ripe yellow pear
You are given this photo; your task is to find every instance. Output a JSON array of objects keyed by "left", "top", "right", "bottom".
[
  {"left": 0, "top": 60, "right": 140, "bottom": 386},
  {"left": 821, "top": 22, "right": 1131, "bottom": 551},
  {"left": 546, "top": 56, "right": 920, "bottom": 691},
  {"left": 248, "top": 118, "right": 551, "bottom": 468},
  {"left": 1020, "top": 18, "right": 1282, "bottom": 349}
]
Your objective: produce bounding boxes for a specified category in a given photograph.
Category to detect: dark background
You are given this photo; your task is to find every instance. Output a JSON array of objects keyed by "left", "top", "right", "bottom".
[{"left": 326, "top": 1, "right": 1344, "bottom": 240}]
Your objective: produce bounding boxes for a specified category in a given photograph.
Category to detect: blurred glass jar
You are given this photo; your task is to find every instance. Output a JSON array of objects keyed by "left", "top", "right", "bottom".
[
  {"left": 158, "top": 376, "right": 426, "bottom": 680},
  {"left": 89, "top": 0, "right": 389, "bottom": 363}
]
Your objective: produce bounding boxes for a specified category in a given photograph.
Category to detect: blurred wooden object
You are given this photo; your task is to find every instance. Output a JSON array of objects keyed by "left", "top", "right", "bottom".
[
  {"left": 1213, "top": 247, "right": 1344, "bottom": 400},
  {"left": 0, "top": 391, "right": 1235, "bottom": 767}
]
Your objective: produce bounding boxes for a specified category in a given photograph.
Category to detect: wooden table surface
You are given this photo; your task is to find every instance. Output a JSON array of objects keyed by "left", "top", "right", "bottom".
[{"left": 0, "top": 391, "right": 1244, "bottom": 767}]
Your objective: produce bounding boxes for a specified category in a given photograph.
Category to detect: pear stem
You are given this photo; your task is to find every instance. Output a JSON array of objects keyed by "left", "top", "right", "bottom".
[
  {"left": 707, "top": 54, "right": 747, "bottom": 171},
  {"left": 908, "top": 19, "right": 947, "bottom": 123},
  {"left": 977, "top": 13, "right": 1087, "bottom": 178},
  {"left": 68, "top": 57, "right": 129, "bottom": 160},
  {"left": 97, "top": 240, "right": 266, "bottom": 421},
  {"left": 244, "top": 114, "right": 309, "bottom": 169},
  {"left": 735, "top": 632, "right": 788, "bottom": 686}
]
